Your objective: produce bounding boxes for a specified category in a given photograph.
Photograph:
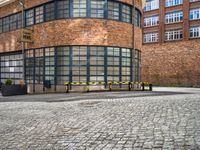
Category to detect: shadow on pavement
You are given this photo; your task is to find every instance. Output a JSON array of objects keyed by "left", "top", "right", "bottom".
[{"left": 0, "top": 90, "right": 192, "bottom": 103}]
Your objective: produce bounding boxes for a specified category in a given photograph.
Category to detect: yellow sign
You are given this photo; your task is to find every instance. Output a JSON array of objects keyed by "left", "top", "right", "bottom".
[{"left": 21, "top": 28, "right": 33, "bottom": 43}]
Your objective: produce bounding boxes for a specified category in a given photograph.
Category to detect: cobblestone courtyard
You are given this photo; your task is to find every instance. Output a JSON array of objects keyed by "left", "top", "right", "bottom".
[{"left": 0, "top": 87, "right": 200, "bottom": 150}]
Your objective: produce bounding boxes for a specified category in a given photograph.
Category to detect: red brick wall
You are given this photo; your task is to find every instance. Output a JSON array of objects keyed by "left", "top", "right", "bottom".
[
  {"left": 0, "top": 19, "right": 135, "bottom": 52},
  {"left": 142, "top": 40, "right": 200, "bottom": 86},
  {"left": 0, "top": 0, "right": 143, "bottom": 53},
  {"left": 142, "top": 1, "right": 200, "bottom": 87}
]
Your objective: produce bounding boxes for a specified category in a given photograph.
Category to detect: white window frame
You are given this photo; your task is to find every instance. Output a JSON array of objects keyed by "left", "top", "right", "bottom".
[
  {"left": 144, "top": 0, "right": 159, "bottom": 12},
  {"left": 144, "top": 32, "right": 159, "bottom": 43},
  {"left": 165, "top": 11, "right": 183, "bottom": 24},
  {"left": 190, "top": 26, "right": 200, "bottom": 38},
  {"left": 144, "top": 15, "right": 159, "bottom": 27},
  {"left": 165, "top": 29, "right": 183, "bottom": 41}
]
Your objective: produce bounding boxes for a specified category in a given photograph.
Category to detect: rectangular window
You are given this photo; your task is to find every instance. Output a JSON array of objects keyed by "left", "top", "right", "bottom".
[
  {"left": 90, "top": 47, "right": 104, "bottom": 81},
  {"left": 73, "top": 0, "right": 87, "bottom": 17},
  {"left": 144, "top": 32, "right": 159, "bottom": 43},
  {"left": 144, "top": 0, "right": 159, "bottom": 11},
  {"left": 3, "top": 17, "right": 10, "bottom": 32},
  {"left": 57, "top": 0, "right": 69, "bottom": 19},
  {"left": 35, "top": 49, "right": 44, "bottom": 84},
  {"left": 72, "top": 46, "right": 87, "bottom": 82},
  {"left": 144, "top": 15, "right": 159, "bottom": 27},
  {"left": 134, "top": 9, "right": 141, "bottom": 27},
  {"left": 122, "top": 4, "right": 131, "bottom": 23},
  {"left": 0, "top": 53, "right": 22, "bottom": 84},
  {"left": 45, "top": 2, "right": 55, "bottom": 21},
  {"left": 17, "top": 13, "right": 22, "bottom": 29},
  {"left": 26, "top": 9, "right": 34, "bottom": 26},
  {"left": 121, "top": 48, "right": 131, "bottom": 80},
  {"left": 108, "top": 1, "right": 119, "bottom": 20},
  {"left": 0, "top": 19, "right": 2, "bottom": 33},
  {"left": 190, "top": 26, "right": 200, "bottom": 38},
  {"left": 25, "top": 50, "right": 34, "bottom": 84},
  {"left": 190, "top": 0, "right": 200, "bottom": 2},
  {"left": 57, "top": 46, "right": 70, "bottom": 84},
  {"left": 107, "top": 47, "right": 120, "bottom": 82},
  {"left": 45, "top": 47, "right": 55, "bottom": 84},
  {"left": 35, "top": 6, "right": 44, "bottom": 23},
  {"left": 190, "top": 8, "right": 200, "bottom": 20},
  {"left": 165, "top": 29, "right": 183, "bottom": 41},
  {"left": 166, "top": 0, "right": 183, "bottom": 7},
  {"left": 91, "top": 0, "right": 104, "bottom": 18},
  {"left": 10, "top": 14, "right": 17, "bottom": 30},
  {"left": 165, "top": 11, "right": 183, "bottom": 24}
]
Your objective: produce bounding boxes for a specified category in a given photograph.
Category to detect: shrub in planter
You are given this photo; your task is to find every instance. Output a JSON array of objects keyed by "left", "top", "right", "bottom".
[
  {"left": 1, "top": 79, "right": 27, "bottom": 96},
  {"left": 5, "top": 79, "right": 12, "bottom": 86}
]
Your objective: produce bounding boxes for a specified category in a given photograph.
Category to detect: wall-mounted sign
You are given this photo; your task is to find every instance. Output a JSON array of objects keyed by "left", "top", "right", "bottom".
[{"left": 21, "top": 28, "right": 33, "bottom": 43}]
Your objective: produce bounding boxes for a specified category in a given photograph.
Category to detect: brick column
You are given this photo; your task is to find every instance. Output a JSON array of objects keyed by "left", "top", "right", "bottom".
[
  {"left": 159, "top": 0, "right": 165, "bottom": 43},
  {"left": 183, "top": 0, "right": 190, "bottom": 41}
]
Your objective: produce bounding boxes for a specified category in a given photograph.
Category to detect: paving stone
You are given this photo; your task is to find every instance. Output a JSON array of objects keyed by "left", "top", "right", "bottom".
[{"left": 0, "top": 89, "right": 199, "bottom": 149}]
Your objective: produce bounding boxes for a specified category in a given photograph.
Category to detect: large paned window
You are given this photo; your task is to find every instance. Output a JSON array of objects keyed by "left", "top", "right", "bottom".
[
  {"left": 3, "top": 17, "right": 10, "bottom": 32},
  {"left": 165, "top": 11, "right": 183, "bottom": 24},
  {"left": 91, "top": 0, "right": 104, "bottom": 18},
  {"left": 57, "top": 0, "right": 70, "bottom": 19},
  {"left": 56, "top": 47, "right": 70, "bottom": 84},
  {"left": 165, "top": 29, "right": 183, "bottom": 41},
  {"left": 144, "top": 32, "right": 159, "bottom": 43},
  {"left": 108, "top": 1, "right": 119, "bottom": 20},
  {"left": 166, "top": 0, "right": 183, "bottom": 7},
  {"left": 72, "top": 46, "right": 87, "bottom": 82},
  {"left": 45, "top": 3, "right": 55, "bottom": 21},
  {"left": 73, "top": 0, "right": 87, "bottom": 17},
  {"left": 0, "top": 53, "right": 22, "bottom": 84},
  {"left": 122, "top": 5, "right": 131, "bottom": 23},
  {"left": 90, "top": 47, "right": 105, "bottom": 81},
  {"left": 144, "top": 15, "right": 159, "bottom": 27},
  {"left": 133, "top": 49, "right": 141, "bottom": 82},
  {"left": 107, "top": 47, "right": 120, "bottom": 81},
  {"left": 0, "top": 19, "right": 2, "bottom": 33},
  {"left": 26, "top": 9, "right": 34, "bottom": 26},
  {"left": 35, "top": 6, "right": 44, "bottom": 23},
  {"left": 1, "top": 46, "right": 136, "bottom": 86},
  {"left": 25, "top": 50, "right": 34, "bottom": 83},
  {"left": 17, "top": 13, "right": 22, "bottom": 29},
  {"left": 144, "top": 0, "right": 159, "bottom": 11},
  {"left": 190, "top": 26, "right": 200, "bottom": 38},
  {"left": 35, "top": 49, "right": 44, "bottom": 84},
  {"left": 121, "top": 48, "right": 131, "bottom": 81},
  {"left": 0, "top": 0, "right": 140, "bottom": 34},
  {"left": 134, "top": 9, "right": 141, "bottom": 27},
  {"left": 190, "top": 8, "right": 200, "bottom": 20},
  {"left": 44, "top": 47, "right": 55, "bottom": 84},
  {"left": 10, "top": 14, "right": 17, "bottom": 30}
]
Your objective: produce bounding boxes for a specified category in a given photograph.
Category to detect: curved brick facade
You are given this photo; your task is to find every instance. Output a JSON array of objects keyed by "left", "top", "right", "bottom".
[
  {"left": 0, "top": 0, "right": 143, "bottom": 52},
  {"left": 0, "top": 19, "right": 134, "bottom": 52},
  {"left": 0, "top": 0, "right": 143, "bottom": 93}
]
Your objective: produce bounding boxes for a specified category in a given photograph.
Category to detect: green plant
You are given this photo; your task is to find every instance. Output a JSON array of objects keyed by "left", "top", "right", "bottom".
[{"left": 5, "top": 79, "right": 12, "bottom": 86}]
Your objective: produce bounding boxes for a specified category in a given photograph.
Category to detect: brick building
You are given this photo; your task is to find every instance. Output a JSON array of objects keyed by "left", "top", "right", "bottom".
[
  {"left": 142, "top": 0, "right": 200, "bottom": 86},
  {"left": 0, "top": 0, "right": 143, "bottom": 93}
]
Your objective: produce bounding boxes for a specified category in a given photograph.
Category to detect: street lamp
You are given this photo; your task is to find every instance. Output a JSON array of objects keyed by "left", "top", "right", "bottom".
[{"left": 19, "top": 0, "right": 25, "bottom": 82}]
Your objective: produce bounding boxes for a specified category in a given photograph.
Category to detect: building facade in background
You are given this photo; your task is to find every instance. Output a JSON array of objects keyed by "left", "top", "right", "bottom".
[
  {"left": 142, "top": 0, "right": 200, "bottom": 86},
  {"left": 0, "top": 0, "right": 143, "bottom": 93}
]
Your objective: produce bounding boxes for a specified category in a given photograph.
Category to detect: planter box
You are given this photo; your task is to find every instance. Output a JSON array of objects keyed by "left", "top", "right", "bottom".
[{"left": 1, "top": 84, "right": 27, "bottom": 96}]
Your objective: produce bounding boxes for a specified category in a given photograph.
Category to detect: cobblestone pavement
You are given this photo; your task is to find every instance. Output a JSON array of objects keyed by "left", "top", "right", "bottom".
[{"left": 0, "top": 87, "right": 200, "bottom": 150}]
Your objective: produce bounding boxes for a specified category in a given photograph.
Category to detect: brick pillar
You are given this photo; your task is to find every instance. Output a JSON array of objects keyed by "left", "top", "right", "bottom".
[
  {"left": 159, "top": 0, "right": 165, "bottom": 43},
  {"left": 183, "top": 0, "right": 190, "bottom": 41}
]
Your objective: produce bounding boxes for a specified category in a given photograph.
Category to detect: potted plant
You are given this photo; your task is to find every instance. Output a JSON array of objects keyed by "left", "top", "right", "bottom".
[{"left": 1, "top": 79, "right": 27, "bottom": 96}]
